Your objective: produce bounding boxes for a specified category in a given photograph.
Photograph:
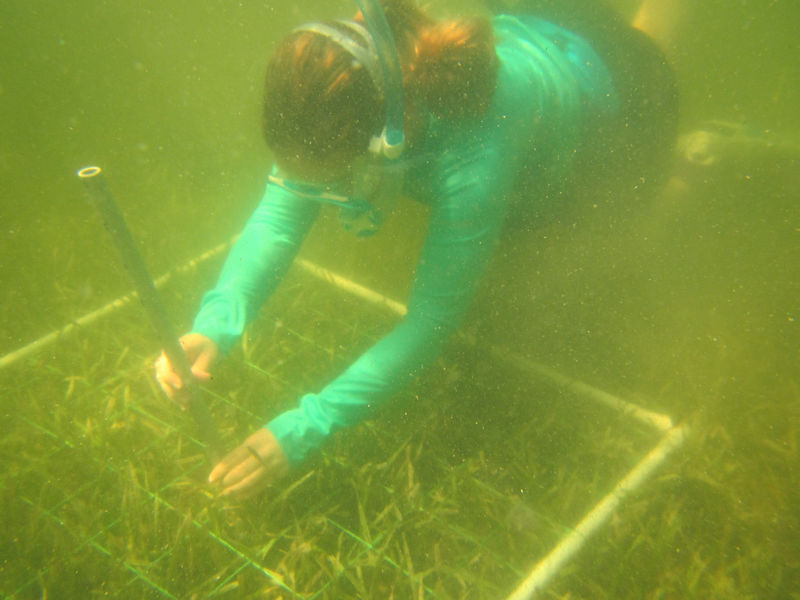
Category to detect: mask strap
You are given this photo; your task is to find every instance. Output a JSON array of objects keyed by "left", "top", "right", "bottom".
[{"left": 293, "top": 21, "right": 383, "bottom": 97}]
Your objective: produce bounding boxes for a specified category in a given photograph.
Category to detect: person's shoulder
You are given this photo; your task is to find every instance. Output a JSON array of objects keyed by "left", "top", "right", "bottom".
[{"left": 490, "top": 13, "right": 548, "bottom": 41}]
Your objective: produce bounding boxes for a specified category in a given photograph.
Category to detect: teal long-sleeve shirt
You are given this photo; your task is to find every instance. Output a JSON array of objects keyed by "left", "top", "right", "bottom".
[{"left": 192, "top": 16, "right": 619, "bottom": 466}]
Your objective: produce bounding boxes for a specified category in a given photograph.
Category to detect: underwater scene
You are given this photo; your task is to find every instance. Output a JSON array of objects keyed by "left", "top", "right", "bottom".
[{"left": 1, "top": 0, "right": 798, "bottom": 598}]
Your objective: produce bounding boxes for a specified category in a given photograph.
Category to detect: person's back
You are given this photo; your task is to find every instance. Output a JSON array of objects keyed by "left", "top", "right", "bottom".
[{"left": 156, "top": 0, "right": 681, "bottom": 497}]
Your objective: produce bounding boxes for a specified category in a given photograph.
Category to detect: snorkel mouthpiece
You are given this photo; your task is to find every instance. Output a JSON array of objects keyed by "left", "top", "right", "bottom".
[{"left": 354, "top": 0, "right": 405, "bottom": 156}]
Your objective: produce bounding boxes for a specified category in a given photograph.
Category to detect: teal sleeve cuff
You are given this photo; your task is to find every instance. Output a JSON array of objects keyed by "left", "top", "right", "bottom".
[{"left": 265, "top": 394, "right": 333, "bottom": 468}]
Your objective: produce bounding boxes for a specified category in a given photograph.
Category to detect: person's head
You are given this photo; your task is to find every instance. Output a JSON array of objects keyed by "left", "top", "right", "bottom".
[
  {"left": 262, "top": 0, "right": 498, "bottom": 181},
  {"left": 262, "top": 21, "right": 383, "bottom": 181}
]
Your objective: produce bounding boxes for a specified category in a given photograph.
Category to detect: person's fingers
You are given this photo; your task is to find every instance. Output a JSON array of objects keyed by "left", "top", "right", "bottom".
[
  {"left": 191, "top": 348, "right": 217, "bottom": 381},
  {"left": 154, "top": 335, "right": 219, "bottom": 406},
  {"left": 208, "top": 463, "right": 225, "bottom": 485},
  {"left": 221, "top": 468, "right": 268, "bottom": 497},
  {"left": 221, "top": 454, "right": 261, "bottom": 489},
  {"left": 208, "top": 444, "right": 251, "bottom": 484},
  {"left": 209, "top": 429, "right": 288, "bottom": 498},
  {"left": 154, "top": 353, "right": 183, "bottom": 399},
  {"left": 190, "top": 365, "right": 212, "bottom": 382},
  {"left": 162, "top": 371, "right": 184, "bottom": 391},
  {"left": 154, "top": 353, "right": 169, "bottom": 381},
  {"left": 156, "top": 377, "right": 175, "bottom": 399},
  {"left": 208, "top": 456, "right": 235, "bottom": 484}
]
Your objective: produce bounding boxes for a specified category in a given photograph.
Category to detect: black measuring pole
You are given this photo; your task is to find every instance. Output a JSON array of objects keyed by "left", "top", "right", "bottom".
[{"left": 77, "top": 166, "right": 222, "bottom": 462}]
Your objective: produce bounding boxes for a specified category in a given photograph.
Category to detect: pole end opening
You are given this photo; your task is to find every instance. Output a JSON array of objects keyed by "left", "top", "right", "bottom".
[{"left": 77, "top": 166, "right": 102, "bottom": 178}]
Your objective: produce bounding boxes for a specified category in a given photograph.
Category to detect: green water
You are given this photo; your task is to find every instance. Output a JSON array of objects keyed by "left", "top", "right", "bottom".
[{"left": 1, "top": 1, "right": 798, "bottom": 598}]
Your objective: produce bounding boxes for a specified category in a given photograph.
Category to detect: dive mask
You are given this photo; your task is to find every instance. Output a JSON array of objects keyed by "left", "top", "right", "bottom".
[{"left": 267, "top": 146, "right": 405, "bottom": 237}]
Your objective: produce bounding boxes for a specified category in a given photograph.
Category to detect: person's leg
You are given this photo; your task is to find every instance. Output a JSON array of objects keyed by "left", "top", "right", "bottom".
[{"left": 494, "top": 0, "right": 680, "bottom": 213}]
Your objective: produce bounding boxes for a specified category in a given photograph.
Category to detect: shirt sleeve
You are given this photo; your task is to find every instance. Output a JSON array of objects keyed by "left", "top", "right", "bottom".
[
  {"left": 191, "top": 180, "right": 320, "bottom": 354},
  {"left": 266, "top": 136, "right": 512, "bottom": 467}
]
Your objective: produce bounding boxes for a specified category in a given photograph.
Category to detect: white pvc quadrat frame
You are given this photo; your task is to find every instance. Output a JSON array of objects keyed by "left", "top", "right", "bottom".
[
  {"left": 293, "top": 258, "right": 689, "bottom": 600},
  {"left": 1, "top": 242, "right": 688, "bottom": 598}
]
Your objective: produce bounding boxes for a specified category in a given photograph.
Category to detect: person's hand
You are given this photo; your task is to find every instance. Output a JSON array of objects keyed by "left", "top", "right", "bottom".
[
  {"left": 208, "top": 428, "right": 290, "bottom": 497},
  {"left": 154, "top": 333, "right": 219, "bottom": 408}
]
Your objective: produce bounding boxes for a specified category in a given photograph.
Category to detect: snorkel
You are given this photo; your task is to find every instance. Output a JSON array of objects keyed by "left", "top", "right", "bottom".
[
  {"left": 269, "top": 0, "right": 406, "bottom": 236},
  {"left": 355, "top": 0, "right": 405, "bottom": 160},
  {"left": 336, "top": 0, "right": 407, "bottom": 236}
]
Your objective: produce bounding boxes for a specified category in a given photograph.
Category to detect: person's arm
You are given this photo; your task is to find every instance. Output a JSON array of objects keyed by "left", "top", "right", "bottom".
[
  {"left": 155, "top": 179, "right": 320, "bottom": 401},
  {"left": 266, "top": 137, "right": 513, "bottom": 466},
  {"left": 191, "top": 180, "right": 321, "bottom": 354}
]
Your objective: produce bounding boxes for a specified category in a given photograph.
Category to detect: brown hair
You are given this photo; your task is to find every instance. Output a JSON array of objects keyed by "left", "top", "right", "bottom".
[
  {"left": 262, "top": 24, "right": 384, "bottom": 169},
  {"left": 262, "top": 0, "right": 498, "bottom": 167},
  {"left": 412, "top": 17, "right": 498, "bottom": 119}
]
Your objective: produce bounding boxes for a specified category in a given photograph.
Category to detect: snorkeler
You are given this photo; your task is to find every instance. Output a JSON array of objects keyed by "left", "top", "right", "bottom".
[{"left": 156, "top": 0, "right": 681, "bottom": 497}]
